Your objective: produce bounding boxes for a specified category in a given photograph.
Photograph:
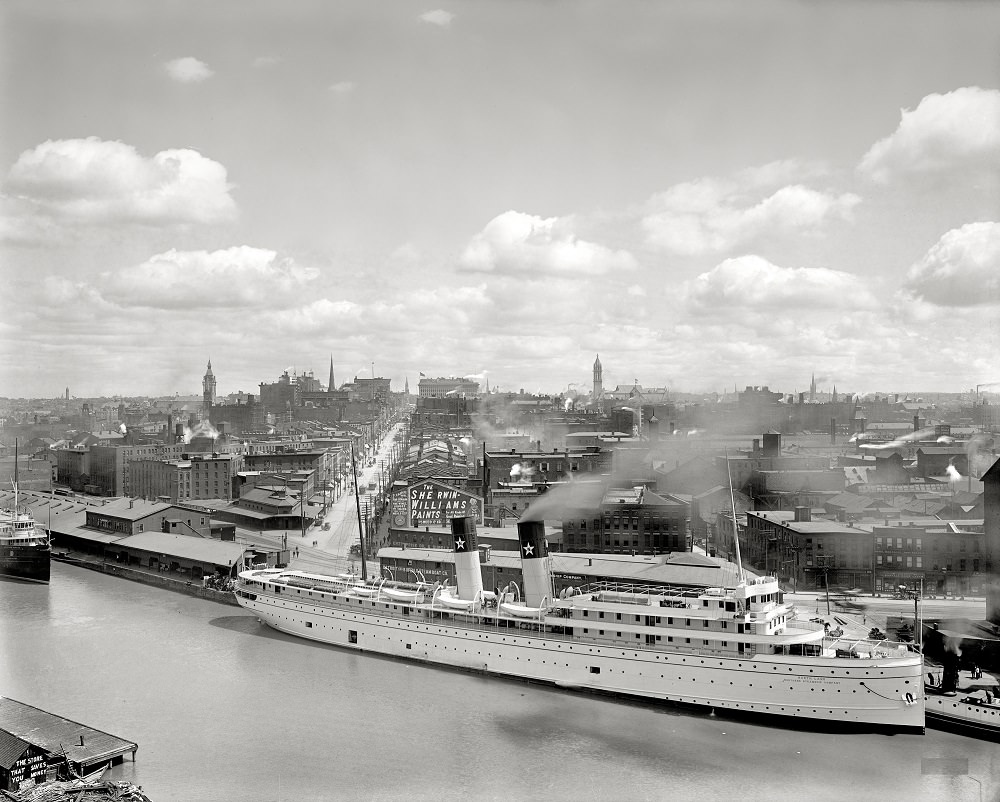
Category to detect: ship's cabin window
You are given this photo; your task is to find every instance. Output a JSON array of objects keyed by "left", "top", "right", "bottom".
[{"left": 589, "top": 666, "right": 601, "bottom": 674}]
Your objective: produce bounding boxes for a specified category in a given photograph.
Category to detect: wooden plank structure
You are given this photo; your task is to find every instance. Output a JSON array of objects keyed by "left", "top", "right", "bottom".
[{"left": 0, "top": 699, "right": 137, "bottom": 778}]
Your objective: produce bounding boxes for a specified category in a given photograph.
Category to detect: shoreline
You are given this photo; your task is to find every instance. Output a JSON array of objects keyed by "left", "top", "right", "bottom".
[{"left": 52, "top": 553, "right": 240, "bottom": 607}]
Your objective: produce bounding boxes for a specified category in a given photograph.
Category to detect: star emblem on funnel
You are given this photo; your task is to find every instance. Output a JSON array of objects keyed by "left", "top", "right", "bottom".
[
  {"left": 522, "top": 542, "right": 534, "bottom": 556},
  {"left": 455, "top": 537, "right": 466, "bottom": 551}
]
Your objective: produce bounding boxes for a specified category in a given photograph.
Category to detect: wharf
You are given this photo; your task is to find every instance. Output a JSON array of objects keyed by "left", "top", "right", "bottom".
[
  {"left": 52, "top": 552, "right": 240, "bottom": 607},
  {"left": 0, "top": 698, "right": 137, "bottom": 778}
]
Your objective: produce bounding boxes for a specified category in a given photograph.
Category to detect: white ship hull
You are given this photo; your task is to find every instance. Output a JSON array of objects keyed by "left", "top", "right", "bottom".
[
  {"left": 236, "top": 577, "right": 924, "bottom": 733},
  {"left": 925, "top": 693, "right": 1000, "bottom": 740}
]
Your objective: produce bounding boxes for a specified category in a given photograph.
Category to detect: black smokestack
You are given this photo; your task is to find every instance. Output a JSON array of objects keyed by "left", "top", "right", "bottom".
[
  {"left": 450, "top": 515, "right": 479, "bottom": 552},
  {"left": 516, "top": 520, "right": 547, "bottom": 560}
]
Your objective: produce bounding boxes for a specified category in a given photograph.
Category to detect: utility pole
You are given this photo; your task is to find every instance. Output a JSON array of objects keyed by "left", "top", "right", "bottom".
[
  {"left": 351, "top": 443, "right": 368, "bottom": 581},
  {"left": 814, "top": 554, "right": 832, "bottom": 616}
]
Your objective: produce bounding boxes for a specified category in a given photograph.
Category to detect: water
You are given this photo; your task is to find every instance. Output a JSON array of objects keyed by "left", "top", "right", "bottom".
[{"left": 1, "top": 563, "right": 997, "bottom": 802}]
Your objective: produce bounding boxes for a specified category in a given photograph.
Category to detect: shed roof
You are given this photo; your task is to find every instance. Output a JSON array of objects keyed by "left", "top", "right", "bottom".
[
  {"left": 86, "top": 498, "right": 172, "bottom": 521},
  {"left": 112, "top": 532, "right": 247, "bottom": 565},
  {"left": 0, "top": 698, "right": 137, "bottom": 771},
  {"left": 0, "top": 730, "right": 33, "bottom": 771}
]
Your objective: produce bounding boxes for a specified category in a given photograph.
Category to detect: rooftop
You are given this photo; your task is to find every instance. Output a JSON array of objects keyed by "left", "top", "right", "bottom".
[{"left": 0, "top": 697, "right": 137, "bottom": 772}]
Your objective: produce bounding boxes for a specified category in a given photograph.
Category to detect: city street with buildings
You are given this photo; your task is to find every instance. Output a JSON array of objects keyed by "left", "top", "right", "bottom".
[{"left": 284, "top": 419, "right": 407, "bottom": 577}]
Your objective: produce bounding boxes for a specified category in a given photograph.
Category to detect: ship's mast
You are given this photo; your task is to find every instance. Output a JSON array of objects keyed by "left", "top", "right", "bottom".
[
  {"left": 12, "top": 439, "right": 19, "bottom": 515},
  {"left": 726, "top": 450, "right": 746, "bottom": 583}
]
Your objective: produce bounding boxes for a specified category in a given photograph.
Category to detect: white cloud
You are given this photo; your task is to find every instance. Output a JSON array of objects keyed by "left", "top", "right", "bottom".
[
  {"left": 5, "top": 137, "right": 237, "bottom": 226},
  {"left": 642, "top": 176, "right": 859, "bottom": 256},
  {"left": 859, "top": 87, "right": 1000, "bottom": 183},
  {"left": 460, "top": 210, "right": 637, "bottom": 276},
  {"left": 329, "top": 81, "right": 356, "bottom": 95},
  {"left": 100, "top": 246, "right": 319, "bottom": 309},
  {"left": 904, "top": 222, "right": 1000, "bottom": 306},
  {"left": 164, "top": 57, "right": 214, "bottom": 83},
  {"left": 420, "top": 10, "right": 454, "bottom": 27},
  {"left": 682, "top": 254, "right": 875, "bottom": 311}
]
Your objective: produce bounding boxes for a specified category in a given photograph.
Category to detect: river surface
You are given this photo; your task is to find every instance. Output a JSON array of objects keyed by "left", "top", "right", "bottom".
[{"left": 1, "top": 563, "right": 997, "bottom": 802}]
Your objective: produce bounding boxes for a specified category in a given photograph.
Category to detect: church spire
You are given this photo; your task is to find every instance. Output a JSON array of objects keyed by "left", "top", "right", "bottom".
[{"left": 328, "top": 354, "right": 336, "bottom": 393}]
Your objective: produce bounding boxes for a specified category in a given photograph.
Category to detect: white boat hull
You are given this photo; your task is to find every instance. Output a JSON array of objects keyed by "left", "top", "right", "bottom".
[{"left": 236, "top": 585, "right": 924, "bottom": 732}]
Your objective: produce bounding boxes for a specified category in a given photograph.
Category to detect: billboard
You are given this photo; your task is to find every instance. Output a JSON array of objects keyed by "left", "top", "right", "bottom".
[{"left": 390, "top": 479, "right": 483, "bottom": 528}]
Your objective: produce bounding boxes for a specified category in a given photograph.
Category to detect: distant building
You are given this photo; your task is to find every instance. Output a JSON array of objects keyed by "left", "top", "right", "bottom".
[
  {"left": 417, "top": 376, "right": 479, "bottom": 398},
  {"left": 130, "top": 454, "right": 238, "bottom": 502},
  {"left": 742, "top": 507, "right": 987, "bottom": 595},
  {"left": 562, "top": 485, "right": 690, "bottom": 555},
  {"left": 202, "top": 360, "right": 216, "bottom": 418}
]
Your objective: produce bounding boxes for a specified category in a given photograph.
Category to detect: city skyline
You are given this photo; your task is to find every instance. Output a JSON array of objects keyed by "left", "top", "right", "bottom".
[{"left": 2, "top": 1, "right": 999, "bottom": 398}]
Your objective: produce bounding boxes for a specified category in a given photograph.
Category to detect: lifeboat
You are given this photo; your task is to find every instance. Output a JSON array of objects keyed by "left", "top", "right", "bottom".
[
  {"left": 436, "top": 588, "right": 475, "bottom": 611},
  {"left": 382, "top": 586, "right": 427, "bottom": 603},
  {"left": 500, "top": 602, "right": 546, "bottom": 618}
]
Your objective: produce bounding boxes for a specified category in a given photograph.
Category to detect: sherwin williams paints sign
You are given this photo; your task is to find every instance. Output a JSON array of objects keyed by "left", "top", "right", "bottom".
[{"left": 391, "top": 479, "right": 482, "bottom": 528}]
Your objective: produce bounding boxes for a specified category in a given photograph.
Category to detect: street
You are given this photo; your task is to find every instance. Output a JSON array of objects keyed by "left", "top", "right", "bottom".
[
  {"left": 784, "top": 590, "right": 989, "bottom": 636},
  {"left": 283, "top": 419, "right": 407, "bottom": 577}
]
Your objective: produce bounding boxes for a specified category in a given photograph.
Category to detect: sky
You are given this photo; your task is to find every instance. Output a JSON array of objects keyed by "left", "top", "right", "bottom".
[{"left": 2, "top": 0, "right": 999, "bottom": 400}]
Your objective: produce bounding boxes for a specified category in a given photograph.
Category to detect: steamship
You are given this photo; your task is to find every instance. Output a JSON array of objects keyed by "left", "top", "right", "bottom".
[
  {"left": 236, "top": 517, "right": 924, "bottom": 733},
  {"left": 0, "top": 496, "right": 50, "bottom": 583}
]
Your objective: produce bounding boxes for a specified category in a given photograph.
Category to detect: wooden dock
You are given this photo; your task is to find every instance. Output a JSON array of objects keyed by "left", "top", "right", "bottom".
[{"left": 0, "top": 698, "right": 137, "bottom": 787}]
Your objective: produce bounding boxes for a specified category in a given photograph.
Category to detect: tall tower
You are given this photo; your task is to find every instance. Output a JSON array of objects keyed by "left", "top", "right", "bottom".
[
  {"left": 593, "top": 354, "right": 603, "bottom": 407},
  {"left": 328, "top": 355, "right": 336, "bottom": 392},
  {"left": 809, "top": 373, "right": 817, "bottom": 402},
  {"left": 202, "top": 360, "right": 216, "bottom": 419}
]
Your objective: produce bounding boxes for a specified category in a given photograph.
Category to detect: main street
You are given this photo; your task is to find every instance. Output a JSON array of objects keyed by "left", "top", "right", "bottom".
[{"left": 284, "top": 418, "right": 407, "bottom": 577}]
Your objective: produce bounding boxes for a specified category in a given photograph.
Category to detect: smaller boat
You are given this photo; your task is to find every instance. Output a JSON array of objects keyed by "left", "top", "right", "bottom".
[
  {"left": 436, "top": 587, "right": 474, "bottom": 611},
  {"left": 1, "top": 444, "right": 50, "bottom": 583},
  {"left": 925, "top": 687, "right": 1000, "bottom": 740},
  {"left": 349, "top": 584, "right": 383, "bottom": 598},
  {"left": 382, "top": 585, "right": 429, "bottom": 604},
  {"left": 435, "top": 586, "right": 496, "bottom": 611},
  {"left": 925, "top": 660, "right": 1000, "bottom": 740},
  {"left": 500, "top": 601, "right": 546, "bottom": 618}
]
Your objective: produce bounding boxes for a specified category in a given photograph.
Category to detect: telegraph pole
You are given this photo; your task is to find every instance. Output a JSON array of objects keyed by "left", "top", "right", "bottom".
[{"left": 351, "top": 443, "right": 368, "bottom": 581}]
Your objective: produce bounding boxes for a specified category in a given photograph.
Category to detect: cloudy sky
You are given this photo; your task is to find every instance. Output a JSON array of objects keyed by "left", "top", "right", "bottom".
[{"left": 2, "top": 1, "right": 998, "bottom": 400}]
